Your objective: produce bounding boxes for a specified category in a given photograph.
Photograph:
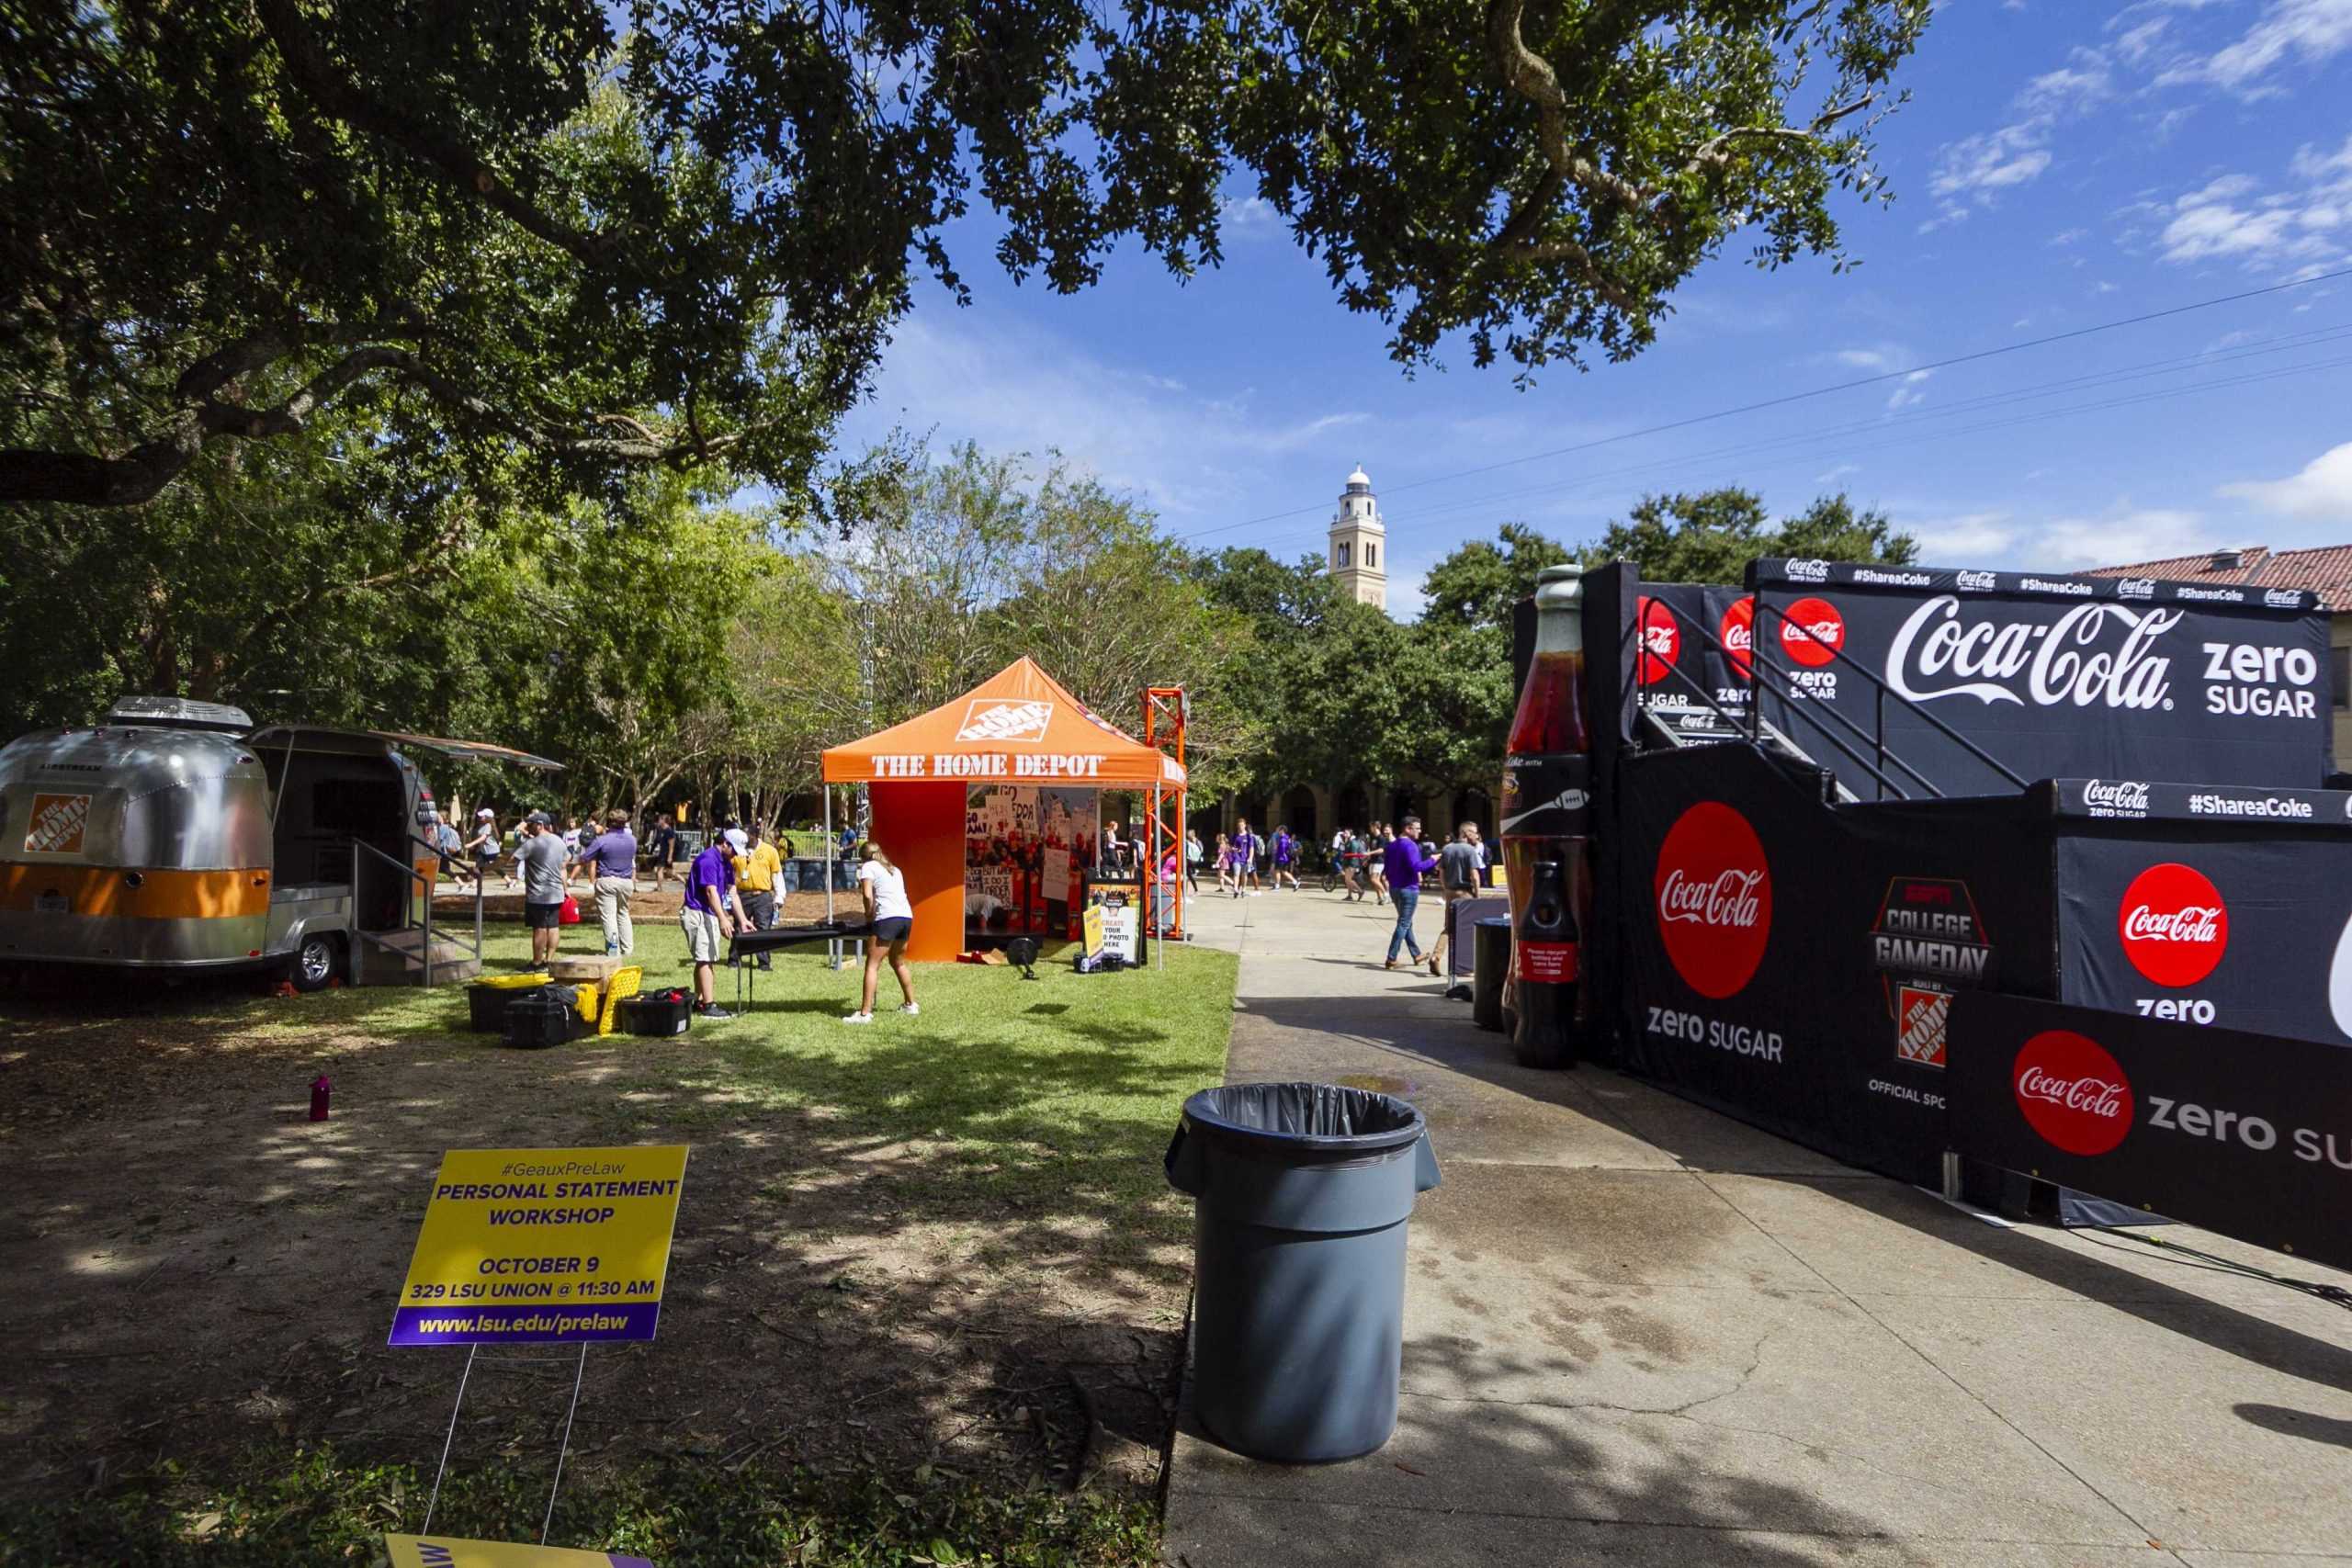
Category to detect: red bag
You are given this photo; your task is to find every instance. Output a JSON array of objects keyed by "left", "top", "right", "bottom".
[{"left": 559, "top": 895, "right": 582, "bottom": 926}]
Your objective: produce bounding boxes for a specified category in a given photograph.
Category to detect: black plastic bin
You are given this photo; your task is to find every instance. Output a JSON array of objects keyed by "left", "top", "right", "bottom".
[
  {"left": 1166, "top": 1082, "right": 1441, "bottom": 1463},
  {"left": 1472, "top": 918, "right": 1511, "bottom": 1032},
  {"left": 466, "top": 977, "right": 550, "bottom": 1034},
  {"left": 501, "top": 988, "right": 579, "bottom": 1050},
  {"left": 620, "top": 993, "right": 693, "bottom": 1038}
]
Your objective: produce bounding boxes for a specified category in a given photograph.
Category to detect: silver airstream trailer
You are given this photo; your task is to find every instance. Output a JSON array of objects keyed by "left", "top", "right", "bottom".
[{"left": 0, "top": 696, "right": 558, "bottom": 989}]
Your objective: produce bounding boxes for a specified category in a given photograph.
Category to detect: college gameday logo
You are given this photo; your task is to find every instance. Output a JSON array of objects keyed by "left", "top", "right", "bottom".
[
  {"left": 22, "top": 793, "right": 91, "bottom": 855},
  {"left": 956, "top": 699, "right": 1055, "bottom": 743},
  {"left": 2013, "top": 1029, "right": 2134, "bottom": 1156},
  {"left": 1720, "top": 597, "right": 1755, "bottom": 681},
  {"left": 2118, "top": 862, "right": 2228, "bottom": 987},
  {"left": 1634, "top": 596, "right": 1680, "bottom": 686},
  {"left": 1779, "top": 597, "right": 1845, "bottom": 668},
  {"left": 1655, "top": 801, "right": 1771, "bottom": 999}
]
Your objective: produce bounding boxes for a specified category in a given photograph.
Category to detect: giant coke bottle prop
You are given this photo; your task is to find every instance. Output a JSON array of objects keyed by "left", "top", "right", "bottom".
[
  {"left": 1513, "top": 859, "right": 1580, "bottom": 1068},
  {"left": 1499, "top": 564, "right": 1592, "bottom": 1055}
]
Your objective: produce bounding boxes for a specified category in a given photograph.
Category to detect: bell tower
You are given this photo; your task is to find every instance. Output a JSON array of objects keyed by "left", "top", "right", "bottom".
[{"left": 1328, "top": 465, "right": 1388, "bottom": 613}]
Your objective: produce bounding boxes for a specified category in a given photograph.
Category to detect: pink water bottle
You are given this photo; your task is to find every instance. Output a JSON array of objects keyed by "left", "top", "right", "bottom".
[{"left": 310, "top": 1075, "right": 331, "bottom": 1122}]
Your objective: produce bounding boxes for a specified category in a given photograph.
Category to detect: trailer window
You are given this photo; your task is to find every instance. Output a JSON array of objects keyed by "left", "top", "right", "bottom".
[{"left": 313, "top": 777, "right": 398, "bottom": 835}]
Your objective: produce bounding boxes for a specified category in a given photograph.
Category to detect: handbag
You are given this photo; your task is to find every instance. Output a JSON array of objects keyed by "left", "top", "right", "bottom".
[{"left": 559, "top": 894, "right": 582, "bottom": 925}]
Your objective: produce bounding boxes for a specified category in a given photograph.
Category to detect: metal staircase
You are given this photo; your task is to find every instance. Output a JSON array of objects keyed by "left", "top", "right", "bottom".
[
  {"left": 350, "top": 835, "right": 484, "bottom": 987},
  {"left": 1633, "top": 594, "right": 2027, "bottom": 805}
]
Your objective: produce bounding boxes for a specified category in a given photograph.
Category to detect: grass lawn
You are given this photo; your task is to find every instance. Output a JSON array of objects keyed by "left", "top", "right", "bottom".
[{"left": 0, "top": 919, "right": 1237, "bottom": 1565}]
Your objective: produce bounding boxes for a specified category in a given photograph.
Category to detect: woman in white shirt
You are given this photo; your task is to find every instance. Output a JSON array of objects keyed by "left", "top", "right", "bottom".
[{"left": 845, "top": 843, "right": 917, "bottom": 1024}]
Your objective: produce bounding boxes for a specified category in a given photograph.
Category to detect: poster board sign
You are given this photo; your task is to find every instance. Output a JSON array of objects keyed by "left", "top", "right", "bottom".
[
  {"left": 1098, "top": 896, "right": 1139, "bottom": 963},
  {"left": 1948, "top": 990, "right": 2352, "bottom": 1272},
  {"left": 1082, "top": 901, "right": 1105, "bottom": 957},
  {"left": 385, "top": 1536, "right": 654, "bottom": 1568},
  {"left": 390, "top": 1146, "right": 687, "bottom": 1347}
]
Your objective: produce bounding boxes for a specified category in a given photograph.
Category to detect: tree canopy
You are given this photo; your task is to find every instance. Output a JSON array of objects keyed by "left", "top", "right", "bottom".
[
  {"left": 1, "top": 0, "right": 1931, "bottom": 507},
  {"left": 1580, "top": 488, "right": 1917, "bottom": 584}
]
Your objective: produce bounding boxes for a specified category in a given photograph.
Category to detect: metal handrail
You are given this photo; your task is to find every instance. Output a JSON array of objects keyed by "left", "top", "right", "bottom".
[
  {"left": 1634, "top": 597, "right": 1910, "bottom": 798},
  {"left": 349, "top": 834, "right": 482, "bottom": 987},
  {"left": 1750, "top": 598, "right": 2030, "bottom": 794}
]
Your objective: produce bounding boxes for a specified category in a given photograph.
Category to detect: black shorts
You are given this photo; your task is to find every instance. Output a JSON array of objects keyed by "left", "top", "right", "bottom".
[
  {"left": 524, "top": 900, "right": 564, "bottom": 930},
  {"left": 872, "top": 917, "right": 911, "bottom": 944}
]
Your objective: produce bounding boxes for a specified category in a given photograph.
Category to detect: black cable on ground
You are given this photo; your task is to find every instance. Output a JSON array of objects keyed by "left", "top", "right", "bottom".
[{"left": 2087, "top": 1226, "right": 2352, "bottom": 1311}]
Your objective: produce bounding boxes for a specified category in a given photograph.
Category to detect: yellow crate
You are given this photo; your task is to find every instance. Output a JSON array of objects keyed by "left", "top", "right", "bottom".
[{"left": 599, "top": 965, "right": 644, "bottom": 1036}]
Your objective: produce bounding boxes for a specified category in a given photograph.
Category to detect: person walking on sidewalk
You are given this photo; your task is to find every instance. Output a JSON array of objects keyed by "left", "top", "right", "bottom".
[
  {"left": 578, "top": 809, "right": 639, "bottom": 956},
  {"left": 1381, "top": 816, "right": 1441, "bottom": 972},
  {"left": 737, "top": 822, "right": 784, "bottom": 970},
  {"left": 1232, "top": 818, "right": 1261, "bottom": 897},
  {"left": 1430, "top": 823, "right": 1483, "bottom": 976},
  {"left": 1184, "top": 828, "right": 1204, "bottom": 892},
  {"left": 1270, "top": 824, "right": 1301, "bottom": 891}
]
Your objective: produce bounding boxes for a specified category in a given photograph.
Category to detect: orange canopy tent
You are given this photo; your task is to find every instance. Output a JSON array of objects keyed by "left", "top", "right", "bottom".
[{"left": 821, "top": 659, "right": 1185, "bottom": 962}]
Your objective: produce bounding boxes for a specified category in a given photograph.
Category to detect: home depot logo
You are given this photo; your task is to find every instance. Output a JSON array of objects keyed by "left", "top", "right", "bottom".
[
  {"left": 23, "top": 793, "right": 91, "bottom": 855},
  {"left": 956, "top": 699, "right": 1055, "bottom": 743}
]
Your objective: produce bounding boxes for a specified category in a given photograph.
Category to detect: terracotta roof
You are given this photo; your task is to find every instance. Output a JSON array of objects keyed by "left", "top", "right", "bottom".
[{"left": 2082, "top": 544, "right": 2352, "bottom": 611}]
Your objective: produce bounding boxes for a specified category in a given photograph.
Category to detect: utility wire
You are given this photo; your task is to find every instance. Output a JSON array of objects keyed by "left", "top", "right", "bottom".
[
  {"left": 1238, "top": 333, "right": 2352, "bottom": 556},
  {"left": 1179, "top": 264, "right": 2352, "bottom": 545}
]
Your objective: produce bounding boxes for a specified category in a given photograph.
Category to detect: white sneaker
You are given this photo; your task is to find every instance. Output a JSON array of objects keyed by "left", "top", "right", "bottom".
[
  {"left": 842, "top": 1011, "right": 873, "bottom": 1025},
  {"left": 899, "top": 1002, "right": 921, "bottom": 1015}
]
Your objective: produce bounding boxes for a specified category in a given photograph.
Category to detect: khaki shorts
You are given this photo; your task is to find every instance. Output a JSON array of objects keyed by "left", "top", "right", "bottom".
[{"left": 680, "top": 907, "right": 723, "bottom": 964}]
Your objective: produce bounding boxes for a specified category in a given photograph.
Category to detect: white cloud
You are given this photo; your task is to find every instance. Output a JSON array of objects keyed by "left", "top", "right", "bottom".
[
  {"left": 2154, "top": 135, "right": 2352, "bottom": 269},
  {"left": 1219, "top": 195, "right": 1284, "bottom": 239},
  {"left": 1815, "top": 463, "right": 1863, "bottom": 484},
  {"left": 842, "top": 311, "right": 1368, "bottom": 519},
  {"left": 2049, "top": 227, "right": 2089, "bottom": 246},
  {"left": 1886, "top": 369, "right": 1933, "bottom": 412},
  {"left": 2188, "top": 0, "right": 2352, "bottom": 91},
  {"left": 1913, "top": 512, "right": 2018, "bottom": 559},
  {"left": 2219, "top": 440, "right": 2352, "bottom": 522},
  {"left": 1929, "top": 126, "right": 2053, "bottom": 201},
  {"left": 1831, "top": 344, "right": 1906, "bottom": 372},
  {"left": 2026, "top": 505, "right": 2215, "bottom": 570}
]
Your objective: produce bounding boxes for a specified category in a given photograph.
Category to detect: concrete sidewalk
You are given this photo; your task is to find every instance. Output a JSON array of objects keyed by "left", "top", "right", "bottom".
[{"left": 1166, "top": 889, "right": 2352, "bottom": 1567}]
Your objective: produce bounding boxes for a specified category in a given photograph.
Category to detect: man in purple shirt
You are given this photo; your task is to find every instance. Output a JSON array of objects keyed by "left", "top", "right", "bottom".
[
  {"left": 1382, "top": 816, "right": 1442, "bottom": 972},
  {"left": 680, "top": 832, "right": 748, "bottom": 1020},
  {"left": 578, "top": 809, "right": 639, "bottom": 956}
]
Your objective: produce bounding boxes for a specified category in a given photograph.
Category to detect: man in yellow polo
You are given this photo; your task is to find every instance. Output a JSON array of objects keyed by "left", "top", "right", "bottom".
[{"left": 737, "top": 822, "right": 785, "bottom": 969}]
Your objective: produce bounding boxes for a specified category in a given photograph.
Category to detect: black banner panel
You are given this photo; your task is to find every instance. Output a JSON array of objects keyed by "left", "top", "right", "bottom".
[
  {"left": 1611, "top": 741, "right": 2054, "bottom": 1186},
  {"left": 1629, "top": 582, "right": 1754, "bottom": 746},
  {"left": 2053, "top": 821, "right": 2352, "bottom": 1048},
  {"left": 1746, "top": 558, "right": 2333, "bottom": 798},
  {"left": 1948, "top": 991, "right": 2352, "bottom": 1272}
]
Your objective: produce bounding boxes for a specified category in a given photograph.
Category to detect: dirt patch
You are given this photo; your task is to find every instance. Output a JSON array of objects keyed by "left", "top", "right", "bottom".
[{"left": 0, "top": 964, "right": 1206, "bottom": 1511}]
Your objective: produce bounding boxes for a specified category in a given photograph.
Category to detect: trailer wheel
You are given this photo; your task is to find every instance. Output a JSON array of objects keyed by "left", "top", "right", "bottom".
[{"left": 289, "top": 932, "right": 340, "bottom": 993}]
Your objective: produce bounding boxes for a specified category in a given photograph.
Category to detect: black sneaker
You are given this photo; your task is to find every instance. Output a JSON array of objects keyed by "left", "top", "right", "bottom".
[{"left": 696, "top": 1004, "right": 734, "bottom": 1021}]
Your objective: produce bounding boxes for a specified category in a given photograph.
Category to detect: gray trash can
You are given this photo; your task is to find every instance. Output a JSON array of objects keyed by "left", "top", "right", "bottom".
[
  {"left": 1166, "top": 1082, "right": 1442, "bottom": 1463},
  {"left": 1472, "top": 917, "right": 1511, "bottom": 1032}
]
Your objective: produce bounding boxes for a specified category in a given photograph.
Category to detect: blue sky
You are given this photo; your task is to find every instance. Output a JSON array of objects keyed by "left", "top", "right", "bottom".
[{"left": 836, "top": 0, "right": 2352, "bottom": 615}]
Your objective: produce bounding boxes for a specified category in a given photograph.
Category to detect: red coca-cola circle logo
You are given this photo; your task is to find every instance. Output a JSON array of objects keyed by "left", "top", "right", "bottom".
[
  {"left": 1780, "top": 597, "right": 1844, "bottom": 668},
  {"left": 1654, "top": 801, "right": 1772, "bottom": 999},
  {"left": 1634, "top": 596, "right": 1681, "bottom": 687},
  {"left": 2012, "top": 1029, "right": 2134, "bottom": 1156},
  {"left": 1720, "top": 597, "right": 1755, "bottom": 681},
  {"left": 2118, "top": 862, "right": 2228, "bottom": 987}
]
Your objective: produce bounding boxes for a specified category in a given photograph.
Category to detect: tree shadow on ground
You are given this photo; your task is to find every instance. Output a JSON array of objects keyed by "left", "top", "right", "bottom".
[{"left": 0, "top": 944, "right": 1239, "bottom": 1539}]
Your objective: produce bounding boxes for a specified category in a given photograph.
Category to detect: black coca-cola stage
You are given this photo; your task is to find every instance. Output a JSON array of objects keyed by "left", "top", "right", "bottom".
[{"left": 1571, "top": 559, "right": 2352, "bottom": 1265}]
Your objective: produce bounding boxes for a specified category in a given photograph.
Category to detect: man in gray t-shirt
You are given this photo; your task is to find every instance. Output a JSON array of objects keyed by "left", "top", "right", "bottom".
[
  {"left": 515, "top": 811, "right": 571, "bottom": 967},
  {"left": 1432, "top": 828, "right": 1484, "bottom": 976}
]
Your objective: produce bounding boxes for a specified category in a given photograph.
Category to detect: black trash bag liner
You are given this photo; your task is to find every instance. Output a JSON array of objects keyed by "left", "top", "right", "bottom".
[{"left": 1180, "top": 1081, "right": 1425, "bottom": 1155}]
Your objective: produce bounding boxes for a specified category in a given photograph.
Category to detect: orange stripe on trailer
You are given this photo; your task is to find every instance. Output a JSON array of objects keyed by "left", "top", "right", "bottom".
[{"left": 0, "top": 864, "right": 271, "bottom": 919}]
